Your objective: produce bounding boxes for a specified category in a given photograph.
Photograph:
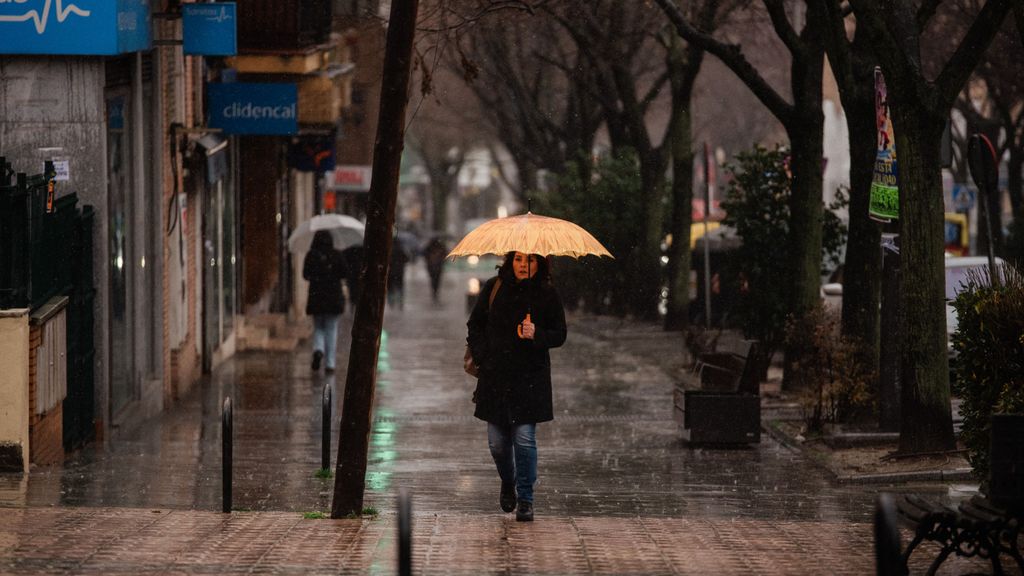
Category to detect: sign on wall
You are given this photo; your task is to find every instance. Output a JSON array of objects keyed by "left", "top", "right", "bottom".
[
  {"left": 326, "top": 165, "right": 372, "bottom": 192},
  {"left": 183, "top": 2, "right": 236, "bottom": 56},
  {"left": 207, "top": 83, "right": 298, "bottom": 135},
  {"left": 0, "top": 0, "right": 151, "bottom": 54}
]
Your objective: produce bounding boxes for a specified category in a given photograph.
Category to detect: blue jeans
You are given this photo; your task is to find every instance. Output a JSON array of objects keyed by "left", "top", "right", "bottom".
[
  {"left": 487, "top": 423, "right": 537, "bottom": 504},
  {"left": 312, "top": 314, "right": 341, "bottom": 370}
]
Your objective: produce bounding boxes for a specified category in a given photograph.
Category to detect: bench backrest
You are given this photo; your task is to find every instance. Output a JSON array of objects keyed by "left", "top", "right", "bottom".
[{"left": 696, "top": 339, "right": 760, "bottom": 395}]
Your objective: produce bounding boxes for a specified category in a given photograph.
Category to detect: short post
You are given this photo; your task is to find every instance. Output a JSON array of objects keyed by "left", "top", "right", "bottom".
[
  {"left": 222, "top": 396, "right": 232, "bottom": 514},
  {"left": 874, "top": 493, "right": 903, "bottom": 576},
  {"left": 322, "top": 383, "right": 332, "bottom": 471},
  {"left": 398, "top": 488, "right": 412, "bottom": 576}
]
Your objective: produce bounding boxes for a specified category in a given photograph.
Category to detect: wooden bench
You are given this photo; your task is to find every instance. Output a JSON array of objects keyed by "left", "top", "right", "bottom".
[
  {"left": 892, "top": 493, "right": 1024, "bottom": 575},
  {"left": 673, "top": 338, "right": 761, "bottom": 445}
]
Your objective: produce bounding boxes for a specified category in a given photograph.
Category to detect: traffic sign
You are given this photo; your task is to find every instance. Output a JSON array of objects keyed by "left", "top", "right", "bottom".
[{"left": 952, "top": 185, "right": 976, "bottom": 212}]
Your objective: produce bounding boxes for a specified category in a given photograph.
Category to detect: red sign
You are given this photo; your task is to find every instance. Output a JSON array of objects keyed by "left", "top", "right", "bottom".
[{"left": 327, "top": 165, "right": 372, "bottom": 192}]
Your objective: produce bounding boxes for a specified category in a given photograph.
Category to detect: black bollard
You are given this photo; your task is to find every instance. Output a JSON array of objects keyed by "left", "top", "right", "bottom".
[
  {"left": 222, "top": 396, "right": 232, "bottom": 514},
  {"left": 322, "top": 383, "right": 332, "bottom": 471},
  {"left": 398, "top": 488, "right": 412, "bottom": 576},
  {"left": 874, "top": 493, "right": 903, "bottom": 576}
]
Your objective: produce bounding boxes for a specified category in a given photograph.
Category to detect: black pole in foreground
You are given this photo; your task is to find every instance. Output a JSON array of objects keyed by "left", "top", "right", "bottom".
[
  {"left": 222, "top": 396, "right": 232, "bottom": 513},
  {"left": 322, "top": 384, "right": 332, "bottom": 471},
  {"left": 398, "top": 489, "right": 412, "bottom": 576},
  {"left": 874, "top": 493, "right": 903, "bottom": 576}
]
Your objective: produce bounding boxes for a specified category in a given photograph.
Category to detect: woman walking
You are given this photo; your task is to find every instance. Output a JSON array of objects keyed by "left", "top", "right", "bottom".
[
  {"left": 303, "top": 230, "right": 349, "bottom": 374},
  {"left": 466, "top": 252, "right": 566, "bottom": 521}
]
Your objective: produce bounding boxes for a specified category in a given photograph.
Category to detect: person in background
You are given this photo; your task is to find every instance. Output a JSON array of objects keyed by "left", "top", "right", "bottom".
[
  {"left": 423, "top": 237, "right": 448, "bottom": 304},
  {"left": 466, "top": 252, "right": 567, "bottom": 522},
  {"left": 387, "top": 242, "right": 411, "bottom": 310},
  {"left": 304, "top": 230, "right": 348, "bottom": 374},
  {"left": 340, "top": 244, "right": 364, "bottom": 307}
]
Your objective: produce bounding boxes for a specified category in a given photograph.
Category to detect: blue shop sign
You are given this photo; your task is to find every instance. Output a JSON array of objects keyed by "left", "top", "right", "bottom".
[
  {"left": 183, "top": 2, "right": 236, "bottom": 56},
  {"left": 207, "top": 83, "right": 298, "bottom": 135},
  {"left": 0, "top": 0, "right": 151, "bottom": 55}
]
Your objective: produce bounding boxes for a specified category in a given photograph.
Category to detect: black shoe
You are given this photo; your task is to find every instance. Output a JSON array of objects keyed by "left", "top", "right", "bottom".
[
  {"left": 500, "top": 482, "right": 517, "bottom": 513},
  {"left": 312, "top": 350, "right": 323, "bottom": 371},
  {"left": 515, "top": 501, "right": 533, "bottom": 522}
]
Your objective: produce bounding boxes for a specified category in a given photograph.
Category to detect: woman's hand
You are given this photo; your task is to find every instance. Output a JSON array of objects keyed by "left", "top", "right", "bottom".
[{"left": 519, "top": 315, "right": 535, "bottom": 340}]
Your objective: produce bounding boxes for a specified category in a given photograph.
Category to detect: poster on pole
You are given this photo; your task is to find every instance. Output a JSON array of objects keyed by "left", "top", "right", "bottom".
[{"left": 869, "top": 67, "right": 898, "bottom": 221}]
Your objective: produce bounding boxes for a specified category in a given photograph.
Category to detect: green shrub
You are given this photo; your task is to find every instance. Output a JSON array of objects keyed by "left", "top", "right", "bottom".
[
  {"left": 720, "top": 146, "right": 847, "bottom": 366},
  {"left": 951, "top": 265, "right": 1024, "bottom": 483}
]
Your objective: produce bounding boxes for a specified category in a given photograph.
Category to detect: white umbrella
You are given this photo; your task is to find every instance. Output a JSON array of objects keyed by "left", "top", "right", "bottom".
[{"left": 287, "top": 213, "right": 364, "bottom": 253}]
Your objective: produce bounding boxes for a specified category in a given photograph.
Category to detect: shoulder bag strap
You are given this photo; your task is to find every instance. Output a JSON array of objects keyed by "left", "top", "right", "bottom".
[{"left": 488, "top": 278, "right": 501, "bottom": 310}]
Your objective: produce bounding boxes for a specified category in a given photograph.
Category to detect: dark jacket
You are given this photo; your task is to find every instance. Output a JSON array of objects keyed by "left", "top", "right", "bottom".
[
  {"left": 468, "top": 268, "right": 567, "bottom": 426},
  {"left": 303, "top": 232, "right": 349, "bottom": 316}
]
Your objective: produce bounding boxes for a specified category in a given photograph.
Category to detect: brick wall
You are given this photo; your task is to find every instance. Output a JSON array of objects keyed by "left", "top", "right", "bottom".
[{"left": 160, "top": 17, "right": 202, "bottom": 404}]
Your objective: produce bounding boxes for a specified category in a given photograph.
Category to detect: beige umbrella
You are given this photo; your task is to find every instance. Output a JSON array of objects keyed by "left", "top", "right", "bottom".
[
  {"left": 447, "top": 212, "right": 613, "bottom": 260},
  {"left": 448, "top": 212, "right": 612, "bottom": 338}
]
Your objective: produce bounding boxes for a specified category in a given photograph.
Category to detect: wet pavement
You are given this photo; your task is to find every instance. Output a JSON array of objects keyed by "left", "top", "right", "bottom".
[{"left": 0, "top": 262, "right": 997, "bottom": 574}]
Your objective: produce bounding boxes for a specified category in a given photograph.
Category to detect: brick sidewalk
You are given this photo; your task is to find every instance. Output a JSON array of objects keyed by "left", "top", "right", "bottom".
[
  {"left": 2, "top": 506, "right": 997, "bottom": 575},
  {"left": 0, "top": 270, "right": 1000, "bottom": 574}
]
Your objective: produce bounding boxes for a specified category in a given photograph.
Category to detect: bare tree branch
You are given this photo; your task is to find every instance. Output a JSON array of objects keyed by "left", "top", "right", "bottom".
[
  {"left": 935, "top": 0, "right": 1014, "bottom": 107},
  {"left": 653, "top": 0, "right": 795, "bottom": 126},
  {"left": 763, "top": 0, "right": 803, "bottom": 53}
]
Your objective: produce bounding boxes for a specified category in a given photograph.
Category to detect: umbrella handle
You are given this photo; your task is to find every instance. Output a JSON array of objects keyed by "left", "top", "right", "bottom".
[{"left": 517, "top": 313, "right": 532, "bottom": 339}]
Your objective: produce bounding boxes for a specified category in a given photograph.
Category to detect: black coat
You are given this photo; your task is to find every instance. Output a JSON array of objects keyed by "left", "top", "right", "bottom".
[
  {"left": 468, "top": 268, "right": 567, "bottom": 426},
  {"left": 304, "top": 238, "right": 348, "bottom": 316}
]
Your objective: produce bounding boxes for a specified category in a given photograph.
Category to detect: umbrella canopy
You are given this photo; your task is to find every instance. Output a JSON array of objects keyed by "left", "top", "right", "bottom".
[
  {"left": 287, "top": 213, "right": 365, "bottom": 253},
  {"left": 693, "top": 224, "right": 741, "bottom": 253},
  {"left": 447, "top": 212, "right": 613, "bottom": 259}
]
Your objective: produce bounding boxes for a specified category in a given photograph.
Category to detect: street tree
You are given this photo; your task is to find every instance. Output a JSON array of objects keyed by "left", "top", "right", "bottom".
[
  {"left": 846, "top": 0, "right": 1013, "bottom": 454},
  {"left": 656, "top": 0, "right": 830, "bottom": 388},
  {"left": 547, "top": 1, "right": 691, "bottom": 319},
  {"left": 932, "top": 0, "right": 1024, "bottom": 258},
  {"left": 662, "top": 1, "right": 743, "bottom": 331},
  {"left": 968, "top": 14, "right": 1024, "bottom": 241},
  {"left": 819, "top": 0, "right": 884, "bottom": 379},
  {"left": 454, "top": 12, "right": 603, "bottom": 196},
  {"left": 332, "top": 0, "right": 420, "bottom": 519},
  {"left": 406, "top": 76, "right": 479, "bottom": 234},
  {"left": 331, "top": 0, "right": 543, "bottom": 517}
]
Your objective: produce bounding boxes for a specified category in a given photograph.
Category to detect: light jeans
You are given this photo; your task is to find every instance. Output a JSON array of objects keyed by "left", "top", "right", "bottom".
[
  {"left": 311, "top": 314, "right": 341, "bottom": 370},
  {"left": 487, "top": 422, "right": 537, "bottom": 504}
]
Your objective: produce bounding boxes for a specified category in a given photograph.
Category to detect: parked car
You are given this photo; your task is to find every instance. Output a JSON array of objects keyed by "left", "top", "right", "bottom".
[{"left": 818, "top": 256, "right": 1008, "bottom": 354}]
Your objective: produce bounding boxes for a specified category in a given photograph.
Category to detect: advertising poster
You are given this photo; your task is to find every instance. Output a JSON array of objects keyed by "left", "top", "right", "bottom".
[{"left": 869, "top": 67, "right": 898, "bottom": 221}]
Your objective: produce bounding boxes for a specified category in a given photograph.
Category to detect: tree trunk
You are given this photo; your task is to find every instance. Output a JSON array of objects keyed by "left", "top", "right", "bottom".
[
  {"left": 663, "top": 109, "right": 695, "bottom": 331},
  {"left": 841, "top": 91, "right": 882, "bottom": 378},
  {"left": 893, "top": 106, "right": 956, "bottom": 454},
  {"left": 331, "top": 0, "right": 418, "bottom": 518},
  {"left": 781, "top": 45, "right": 826, "bottom": 390},
  {"left": 664, "top": 38, "right": 700, "bottom": 332},
  {"left": 630, "top": 154, "right": 666, "bottom": 320}
]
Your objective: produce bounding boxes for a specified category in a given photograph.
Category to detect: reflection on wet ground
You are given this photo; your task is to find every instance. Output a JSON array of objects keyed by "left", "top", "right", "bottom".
[{"left": 1, "top": 266, "right": 942, "bottom": 522}]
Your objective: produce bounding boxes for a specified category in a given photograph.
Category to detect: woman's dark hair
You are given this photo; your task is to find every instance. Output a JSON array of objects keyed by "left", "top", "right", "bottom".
[{"left": 499, "top": 251, "right": 552, "bottom": 285}]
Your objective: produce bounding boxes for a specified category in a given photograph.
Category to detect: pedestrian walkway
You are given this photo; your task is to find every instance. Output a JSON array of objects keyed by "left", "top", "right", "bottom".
[{"left": 0, "top": 264, "right": 993, "bottom": 574}]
